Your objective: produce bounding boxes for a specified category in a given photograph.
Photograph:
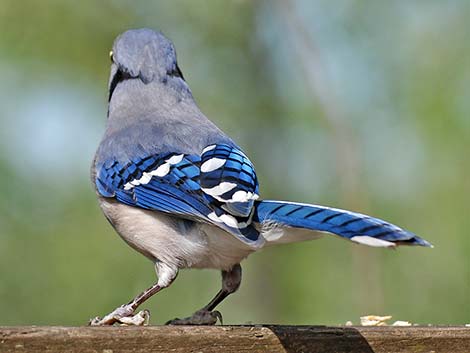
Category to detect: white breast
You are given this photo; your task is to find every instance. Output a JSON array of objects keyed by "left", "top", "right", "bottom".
[{"left": 98, "top": 198, "right": 255, "bottom": 271}]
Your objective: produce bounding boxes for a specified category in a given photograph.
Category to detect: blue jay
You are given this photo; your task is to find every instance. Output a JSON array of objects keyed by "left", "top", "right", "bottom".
[{"left": 90, "top": 28, "right": 432, "bottom": 326}]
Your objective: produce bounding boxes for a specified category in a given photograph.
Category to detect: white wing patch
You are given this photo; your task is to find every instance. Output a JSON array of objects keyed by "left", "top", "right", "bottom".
[
  {"left": 202, "top": 144, "right": 216, "bottom": 154},
  {"left": 230, "top": 190, "right": 259, "bottom": 203},
  {"left": 201, "top": 158, "right": 226, "bottom": 173},
  {"left": 124, "top": 154, "right": 184, "bottom": 190},
  {"left": 166, "top": 154, "right": 185, "bottom": 165},
  {"left": 208, "top": 211, "right": 252, "bottom": 229},
  {"left": 201, "top": 182, "right": 237, "bottom": 196},
  {"left": 138, "top": 173, "right": 152, "bottom": 184},
  {"left": 208, "top": 212, "right": 236, "bottom": 228},
  {"left": 153, "top": 163, "right": 171, "bottom": 177}
]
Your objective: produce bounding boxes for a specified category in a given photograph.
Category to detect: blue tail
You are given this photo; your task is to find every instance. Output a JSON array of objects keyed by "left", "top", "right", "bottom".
[{"left": 253, "top": 200, "right": 432, "bottom": 247}]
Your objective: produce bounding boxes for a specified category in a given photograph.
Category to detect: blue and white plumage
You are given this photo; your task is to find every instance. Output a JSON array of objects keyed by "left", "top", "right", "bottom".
[
  {"left": 90, "top": 28, "right": 431, "bottom": 326},
  {"left": 96, "top": 143, "right": 261, "bottom": 247}
]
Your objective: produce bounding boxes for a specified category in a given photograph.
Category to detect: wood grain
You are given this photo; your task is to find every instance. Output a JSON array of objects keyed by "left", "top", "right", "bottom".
[{"left": 1, "top": 326, "right": 469, "bottom": 353}]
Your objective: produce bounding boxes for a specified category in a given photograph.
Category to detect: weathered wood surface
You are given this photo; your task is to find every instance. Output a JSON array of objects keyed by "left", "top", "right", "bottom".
[{"left": 0, "top": 326, "right": 469, "bottom": 353}]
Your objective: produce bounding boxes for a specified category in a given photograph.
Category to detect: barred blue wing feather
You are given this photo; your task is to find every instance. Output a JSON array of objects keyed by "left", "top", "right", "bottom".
[
  {"left": 95, "top": 144, "right": 263, "bottom": 247},
  {"left": 253, "top": 200, "right": 432, "bottom": 247},
  {"left": 200, "top": 144, "right": 259, "bottom": 217}
]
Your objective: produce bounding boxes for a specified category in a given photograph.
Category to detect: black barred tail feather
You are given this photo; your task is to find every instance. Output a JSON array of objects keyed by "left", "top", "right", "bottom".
[{"left": 253, "top": 200, "right": 432, "bottom": 248}]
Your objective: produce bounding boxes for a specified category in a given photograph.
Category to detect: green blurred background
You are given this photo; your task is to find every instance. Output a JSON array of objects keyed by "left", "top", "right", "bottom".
[{"left": 0, "top": 1, "right": 469, "bottom": 326}]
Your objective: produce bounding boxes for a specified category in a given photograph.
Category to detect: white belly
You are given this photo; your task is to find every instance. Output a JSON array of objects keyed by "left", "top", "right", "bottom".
[{"left": 99, "top": 198, "right": 255, "bottom": 271}]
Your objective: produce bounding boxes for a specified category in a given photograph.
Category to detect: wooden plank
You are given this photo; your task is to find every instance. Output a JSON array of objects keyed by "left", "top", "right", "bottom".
[{"left": 0, "top": 326, "right": 469, "bottom": 353}]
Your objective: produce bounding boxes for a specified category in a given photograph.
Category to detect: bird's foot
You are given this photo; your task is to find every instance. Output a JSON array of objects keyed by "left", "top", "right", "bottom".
[
  {"left": 89, "top": 305, "right": 150, "bottom": 326},
  {"left": 166, "top": 309, "right": 222, "bottom": 325}
]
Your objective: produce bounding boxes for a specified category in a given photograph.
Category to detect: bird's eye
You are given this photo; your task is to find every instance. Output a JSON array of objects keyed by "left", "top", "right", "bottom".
[{"left": 109, "top": 50, "right": 114, "bottom": 62}]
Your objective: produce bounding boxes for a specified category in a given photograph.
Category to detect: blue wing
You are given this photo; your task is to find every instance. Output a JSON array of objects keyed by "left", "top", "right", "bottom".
[
  {"left": 253, "top": 200, "right": 432, "bottom": 247},
  {"left": 95, "top": 144, "right": 263, "bottom": 247},
  {"left": 199, "top": 144, "right": 259, "bottom": 217}
]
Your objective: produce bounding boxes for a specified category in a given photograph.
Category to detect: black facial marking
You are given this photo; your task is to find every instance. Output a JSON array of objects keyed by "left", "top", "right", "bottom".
[
  {"left": 168, "top": 63, "right": 184, "bottom": 80},
  {"left": 109, "top": 68, "right": 134, "bottom": 101}
]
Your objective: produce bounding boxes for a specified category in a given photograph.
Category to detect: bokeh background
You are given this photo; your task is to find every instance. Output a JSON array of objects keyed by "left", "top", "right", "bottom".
[{"left": 1, "top": 0, "right": 469, "bottom": 326}]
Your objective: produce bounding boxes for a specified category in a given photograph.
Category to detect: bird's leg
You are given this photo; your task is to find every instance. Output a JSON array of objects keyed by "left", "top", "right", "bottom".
[
  {"left": 166, "top": 264, "right": 241, "bottom": 325},
  {"left": 90, "top": 262, "right": 177, "bottom": 326}
]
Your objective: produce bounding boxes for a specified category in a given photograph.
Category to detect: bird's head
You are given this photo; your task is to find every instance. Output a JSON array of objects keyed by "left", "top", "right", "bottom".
[{"left": 108, "top": 28, "right": 185, "bottom": 101}]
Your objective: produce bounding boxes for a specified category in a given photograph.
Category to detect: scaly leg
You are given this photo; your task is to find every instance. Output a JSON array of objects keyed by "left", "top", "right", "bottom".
[
  {"left": 166, "top": 264, "right": 242, "bottom": 325},
  {"left": 90, "top": 262, "right": 177, "bottom": 326}
]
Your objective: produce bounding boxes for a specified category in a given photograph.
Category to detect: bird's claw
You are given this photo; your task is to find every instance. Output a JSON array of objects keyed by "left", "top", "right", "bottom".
[
  {"left": 89, "top": 305, "right": 150, "bottom": 326},
  {"left": 118, "top": 309, "right": 150, "bottom": 326},
  {"left": 166, "top": 309, "right": 222, "bottom": 325}
]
